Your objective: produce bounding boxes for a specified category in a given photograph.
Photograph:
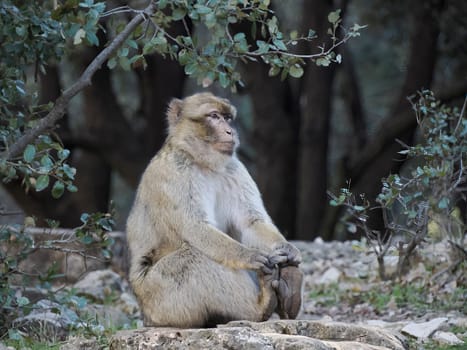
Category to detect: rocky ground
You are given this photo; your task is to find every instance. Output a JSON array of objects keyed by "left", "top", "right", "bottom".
[{"left": 3, "top": 237, "right": 466, "bottom": 349}]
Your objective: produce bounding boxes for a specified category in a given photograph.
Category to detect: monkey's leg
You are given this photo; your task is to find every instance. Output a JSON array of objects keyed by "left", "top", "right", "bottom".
[
  {"left": 274, "top": 265, "right": 303, "bottom": 319},
  {"left": 131, "top": 247, "right": 277, "bottom": 328}
]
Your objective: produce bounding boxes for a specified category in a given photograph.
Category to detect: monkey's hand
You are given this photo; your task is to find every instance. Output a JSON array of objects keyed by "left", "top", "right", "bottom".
[
  {"left": 244, "top": 248, "right": 274, "bottom": 274},
  {"left": 268, "top": 242, "right": 302, "bottom": 267}
]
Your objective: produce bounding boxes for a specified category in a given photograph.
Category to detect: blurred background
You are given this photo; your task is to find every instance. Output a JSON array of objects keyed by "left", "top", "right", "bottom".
[{"left": 1, "top": 0, "right": 466, "bottom": 241}]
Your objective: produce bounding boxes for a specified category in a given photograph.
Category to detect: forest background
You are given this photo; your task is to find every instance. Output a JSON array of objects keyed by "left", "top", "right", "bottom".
[{"left": 1, "top": 0, "right": 466, "bottom": 243}]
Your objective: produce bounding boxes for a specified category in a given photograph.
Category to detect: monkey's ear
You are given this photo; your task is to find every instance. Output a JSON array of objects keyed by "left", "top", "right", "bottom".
[{"left": 167, "top": 98, "right": 183, "bottom": 128}]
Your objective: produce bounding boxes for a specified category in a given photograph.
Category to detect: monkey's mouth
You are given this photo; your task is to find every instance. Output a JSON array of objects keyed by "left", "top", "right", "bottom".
[{"left": 215, "top": 141, "right": 236, "bottom": 154}]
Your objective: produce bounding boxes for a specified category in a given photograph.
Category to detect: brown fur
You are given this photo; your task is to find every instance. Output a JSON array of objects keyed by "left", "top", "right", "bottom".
[{"left": 127, "top": 92, "right": 302, "bottom": 328}]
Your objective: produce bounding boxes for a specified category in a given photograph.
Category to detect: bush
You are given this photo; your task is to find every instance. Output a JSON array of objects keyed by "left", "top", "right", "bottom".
[{"left": 330, "top": 90, "right": 466, "bottom": 280}]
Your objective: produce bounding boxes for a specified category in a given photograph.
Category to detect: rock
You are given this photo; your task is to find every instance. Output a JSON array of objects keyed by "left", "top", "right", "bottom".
[
  {"left": 401, "top": 317, "right": 448, "bottom": 339},
  {"left": 73, "top": 269, "right": 124, "bottom": 301},
  {"left": 118, "top": 291, "right": 140, "bottom": 317},
  {"left": 449, "top": 317, "right": 467, "bottom": 329},
  {"left": 0, "top": 342, "right": 15, "bottom": 350},
  {"left": 81, "top": 304, "right": 132, "bottom": 329},
  {"left": 60, "top": 336, "right": 99, "bottom": 350},
  {"left": 13, "top": 299, "right": 79, "bottom": 341},
  {"left": 110, "top": 320, "right": 407, "bottom": 350},
  {"left": 316, "top": 267, "right": 341, "bottom": 285},
  {"left": 364, "top": 320, "right": 408, "bottom": 332},
  {"left": 4, "top": 229, "right": 128, "bottom": 284},
  {"left": 432, "top": 331, "right": 464, "bottom": 345}
]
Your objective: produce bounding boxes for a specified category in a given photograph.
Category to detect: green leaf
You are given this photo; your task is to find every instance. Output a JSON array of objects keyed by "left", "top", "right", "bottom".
[
  {"left": 272, "top": 39, "right": 287, "bottom": 51},
  {"left": 102, "top": 249, "right": 112, "bottom": 260},
  {"left": 107, "top": 57, "right": 117, "bottom": 69},
  {"left": 35, "top": 175, "right": 50, "bottom": 192},
  {"left": 353, "top": 205, "right": 365, "bottom": 211},
  {"left": 23, "top": 144, "right": 36, "bottom": 163},
  {"left": 328, "top": 9, "right": 341, "bottom": 24},
  {"left": 40, "top": 155, "right": 54, "bottom": 171},
  {"left": 17, "top": 296, "right": 30, "bottom": 307},
  {"left": 80, "top": 213, "right": 89, "bottom": 223},
  {"left": 438, "top": 197, "right": 449, "bottom": 209},
  {"left": 178, "top": 49, "right": 192, "bottom": 66},
  {"left": 81, "top": 235, "right": 94, "bottom": 244},
  {"left": 255, "top": 40, "right": 269, "bottom": 54},
  {"left": 67, "top": 184, "right": 78, "bottom": 192},
  {"left": 194, "top": 5, "right": 212, "bottom": 15},
  {"left": 316, "top": 57, "right": 331, "bottom": 67},
  {"left": 268, "top": 65, "right": 281, "bottom": 77},
  {"left": 335, "top": 54, "right": 342, "bottom": 64},
  {"left": 307, "top": 29, "right": 316, "bottom": 38},
  {"left": 62, "top": 164, "right": 76, "bottom": 179},
  {"left": 172, "top": 7, "right": 187, "bottom": 20},
  {"left": 219, "top": 72, "right": 229, "bottom": 88},
  {"left": 51, "top": 181, "right": 65, "bottom": 199},
  {"left": 185, "top": 62, "right": 198, "bottom": 75},
  {"left": 86, "top": 31, "right": 99, "bottom": 46},
  {"left": 58, "top": 149, "right": 70, "bottom": 160},
  {"left": 119, "top": 56, "right": 131, "bottom": 71},
  {"left": 289, "top": 64, "right": 304, "bottom": 78}
]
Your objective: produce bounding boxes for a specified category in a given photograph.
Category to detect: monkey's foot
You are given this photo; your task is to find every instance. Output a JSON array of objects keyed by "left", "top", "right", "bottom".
[{"left": 274, "top": 265, "right": 303, "bottom": 319}]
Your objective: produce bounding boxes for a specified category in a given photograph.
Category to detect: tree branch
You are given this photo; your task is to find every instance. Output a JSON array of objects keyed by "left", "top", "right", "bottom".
[{"left": 1, "top": 1, "right": 157, "bottom": 161}]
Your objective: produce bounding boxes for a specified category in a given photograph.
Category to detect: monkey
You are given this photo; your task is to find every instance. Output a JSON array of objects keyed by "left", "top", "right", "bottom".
[{"left": 126, "top": 92, "right": 303, "bottom": 328}]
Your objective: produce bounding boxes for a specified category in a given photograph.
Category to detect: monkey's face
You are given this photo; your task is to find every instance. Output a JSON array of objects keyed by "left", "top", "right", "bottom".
[
  {"left": 168, "top": 93, "right": 240, "bottom": 157},
  {"left": 203, "top": 109, "right": 239, "bottom": 155}
]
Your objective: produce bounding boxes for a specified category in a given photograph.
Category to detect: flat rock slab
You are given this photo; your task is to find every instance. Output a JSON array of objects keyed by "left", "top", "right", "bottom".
[
  {"left": 401, "top": 317, "right": 448, "bottom": 339},
  {"left": 110, "top": 320, "right": 407, "bottom": 350}
]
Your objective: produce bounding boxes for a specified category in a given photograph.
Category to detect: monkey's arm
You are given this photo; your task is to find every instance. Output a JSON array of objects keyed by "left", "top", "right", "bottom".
[
  {"left": 181, "top": 218, "right": 271, "bottom": 271},
  {"left": 232, "top": 161, "right": 302, "bottom": 266}
]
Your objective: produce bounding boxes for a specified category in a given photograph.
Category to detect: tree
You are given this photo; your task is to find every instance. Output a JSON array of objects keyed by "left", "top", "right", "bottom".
[{"left": 0, "top": 0, "right": 362, "bottom": 228}]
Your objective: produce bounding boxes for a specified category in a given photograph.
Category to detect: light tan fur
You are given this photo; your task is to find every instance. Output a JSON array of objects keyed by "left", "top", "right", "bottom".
[{"left": 126, "top": 92, "right": 303, "bottom": 328}]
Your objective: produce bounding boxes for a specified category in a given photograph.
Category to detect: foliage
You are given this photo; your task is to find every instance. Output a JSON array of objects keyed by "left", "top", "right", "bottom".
[
  {"left": 104, "top": 2, "right": 364, "bottom": 88},
  {"left": 0, "top": 209, "right": 115, "bottom": 338},
  {"left": 0, "top": 0, "right": 365, "bottom": 198},
  {"left": 329, "top": 91, "right": 467, "bottom": 280},
  {"left": 0, "top": 1, "right": 80, "bottom": 199}
]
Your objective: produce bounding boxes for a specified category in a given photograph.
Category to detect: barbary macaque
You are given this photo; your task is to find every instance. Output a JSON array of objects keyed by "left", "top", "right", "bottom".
[{"left": 126, "top": 92, "right": 303, "bottom": 327}]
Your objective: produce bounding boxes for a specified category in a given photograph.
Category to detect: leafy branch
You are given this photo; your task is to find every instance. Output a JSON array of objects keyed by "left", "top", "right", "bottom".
[{"left": 1, "top": 2, "right": 157, "bottom": 162}]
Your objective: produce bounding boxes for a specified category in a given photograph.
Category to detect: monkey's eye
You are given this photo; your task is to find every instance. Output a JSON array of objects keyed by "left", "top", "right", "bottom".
[
  {"left": 207, "top": 112, "right": 221, "bottom": 120},
  {"left": 224, "top": 114, "right": 233, "bottom": 123}
]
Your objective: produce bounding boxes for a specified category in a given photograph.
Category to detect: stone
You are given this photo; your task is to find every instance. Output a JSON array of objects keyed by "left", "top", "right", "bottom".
[
  {"left": 12, "top": 299, "right": 79, "bottom": 341},
  {"left": 401, "top": 317, "right": 448, "bottom": 339},
  {"left": 316, "top": 266, "right": 341, "bottom": 285},
  {"left": 81, "top": 304, "right": 132, "bottom": 329},
  {"left": 3, "top": 228, "right": 128, "bottom": 284},
  {"left": 110, "top": 320, "right": 407, "bottom": 350},
  {"left": 60, "top": 337, "right": 99, "bottom": 350},
  {"left": 0, "top": 342, "right": 15, "bottom": 350},
  {"left": 118, "top": 291, "right": 140, "bottom": 317},
  {"left": 364, "top": 320, "right": 408, "bottom": 332},
  {"left": 73, "top": 269, "right": 124, "bottom": 301},
  {"left": 432, "top": 331, "right": 464, "bottom": 345}
]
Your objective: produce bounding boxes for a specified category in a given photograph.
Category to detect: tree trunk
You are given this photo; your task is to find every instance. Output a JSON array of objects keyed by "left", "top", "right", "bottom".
[
  {"left": 243, "top": 64, "right": 299, "bottom": 238},
  {"left": 296, "top": 0, "right": 336, "bottom": 240},
  {"left": 350, "top": 0, "right": 446, "bottom": 231},
  {"left": 137, "top": 54, "right": 186, "bottom": 158}
]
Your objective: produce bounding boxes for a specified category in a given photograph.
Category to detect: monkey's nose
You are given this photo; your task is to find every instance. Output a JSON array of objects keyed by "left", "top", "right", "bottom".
[{"left": 226, "top": 129, "right": 232, "bottom": 135}]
